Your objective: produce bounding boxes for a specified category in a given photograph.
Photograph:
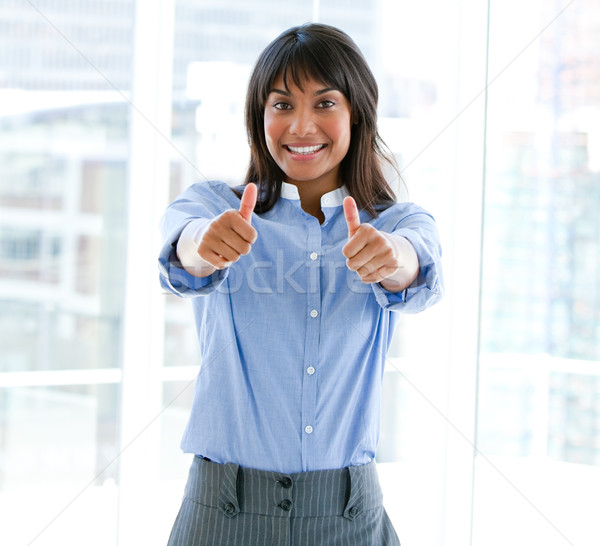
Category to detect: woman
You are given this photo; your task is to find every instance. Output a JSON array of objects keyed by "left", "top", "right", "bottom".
[{"left": 160, "top": 22, "right": 443, "bottom": 545}]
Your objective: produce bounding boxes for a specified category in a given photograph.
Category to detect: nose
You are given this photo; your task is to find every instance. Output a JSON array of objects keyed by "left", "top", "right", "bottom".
[{"left": 289, "top": 106, "right": 316, "bottom": 137}]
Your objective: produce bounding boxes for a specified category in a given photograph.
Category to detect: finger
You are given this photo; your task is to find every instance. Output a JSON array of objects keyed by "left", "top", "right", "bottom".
[
  {"left": 222, "top": 232, "right": 254, "bottom": 257},
  {"left": 342, "top": 222, "right": 375, "bottom": 260},
  {"left": 239, "top": 183, "right": 258, "bottom": 223},
  {"left": 345, "top": 242, "right": 378, "bottom": 271},
  {"left": 343, "top": 196, "right": 361, "bottom": 238},
  {"left": 202, "top": 229, "right": 251, "bottom": 262},
  {"left": 197, "top": 247, "right": 231, "bottom": 270},
  {"left": 214, "top": 209, "right": 257, "bottom": 245},
  {"left": 360, "top": 265, "right": 399, "bottom": 284},
  {"left": 346, "top": 232, "right": 392, "bottom": 270},
  {"left": 198, "top": 239, "right": 238, "bottom": 266},
  {"left": 231, "top": 216, "right": 258, "bottom": 245},
  {"left": 355, "top": 253, "right": 395, "bottom": 278}
]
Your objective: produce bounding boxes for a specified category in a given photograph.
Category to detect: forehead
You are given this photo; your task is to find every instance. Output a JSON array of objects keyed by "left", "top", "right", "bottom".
[{"left": 270, "top": 73, "right": 334, "bottom": 94}]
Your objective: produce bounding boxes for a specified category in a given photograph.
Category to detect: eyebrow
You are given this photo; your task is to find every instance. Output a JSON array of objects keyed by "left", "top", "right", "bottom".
[{"left": 268, "top": 87, "right": 338, "bottom": 97}]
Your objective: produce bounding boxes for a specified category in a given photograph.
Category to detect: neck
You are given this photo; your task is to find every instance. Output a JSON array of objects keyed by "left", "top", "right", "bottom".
[
  {"left": 286, "top": 178, "right": 341, "bottom": 223},
  {"left": 301, "top": 201, "right": 326, "bottom": 223}
]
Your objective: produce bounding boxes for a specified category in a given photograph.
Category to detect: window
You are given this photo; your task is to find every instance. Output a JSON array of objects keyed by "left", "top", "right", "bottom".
[{"left": 0, "top": 1, "right": 597, "bottom": 544}]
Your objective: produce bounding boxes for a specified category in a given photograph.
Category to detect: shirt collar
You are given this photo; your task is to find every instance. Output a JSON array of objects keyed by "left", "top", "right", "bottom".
[{"left": 280, "top": 181, "right": 349, "bottom": 208}]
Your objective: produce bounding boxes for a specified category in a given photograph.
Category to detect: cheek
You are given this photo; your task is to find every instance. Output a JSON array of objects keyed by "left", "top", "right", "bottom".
[
  {"left": 330, "top": 118, "right": 352, "bottom": 152},
  {"left": 264, "top": 113, "right": 280, "bottom": 140},
  {"left": 263, "top": 117, "right": 282, "bottom": 156},
  {"left": 263, "top": 119, "right": 276, "bottom": 155}
]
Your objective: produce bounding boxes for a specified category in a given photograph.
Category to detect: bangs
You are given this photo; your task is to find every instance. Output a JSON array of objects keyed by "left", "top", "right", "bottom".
[{"left": 259, "top": 34, "right": 351, "bottom": 100}]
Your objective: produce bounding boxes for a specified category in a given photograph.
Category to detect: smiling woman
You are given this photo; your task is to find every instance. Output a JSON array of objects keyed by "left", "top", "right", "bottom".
[{"left": 160, "top": 22, "right": 443, "bottom": 546}]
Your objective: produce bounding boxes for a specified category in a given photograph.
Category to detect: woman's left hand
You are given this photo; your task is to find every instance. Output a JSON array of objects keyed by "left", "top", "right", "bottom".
[{"left": 342, "top": 196, "right": 419, "bottom": 291}]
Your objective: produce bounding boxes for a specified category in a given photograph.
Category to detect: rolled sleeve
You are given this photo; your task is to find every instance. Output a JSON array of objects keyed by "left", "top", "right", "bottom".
[
  {"left": 158, "top": 181, "right": 237, "bottom": 297},
  {"left": 371, "top": 212, "right": 444, "bottom": 313}
]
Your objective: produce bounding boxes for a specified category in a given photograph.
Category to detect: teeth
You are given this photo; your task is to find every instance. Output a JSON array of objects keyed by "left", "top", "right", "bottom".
[{"left": 287, "top": 144, "right": 324, "bottom": 155}]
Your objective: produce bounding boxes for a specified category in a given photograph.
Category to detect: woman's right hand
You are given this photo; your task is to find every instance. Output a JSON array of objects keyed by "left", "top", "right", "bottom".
[
  {"left": 176, "top": 183, "right": 258, "bottom": 278},
  {"left": 195, "top": 183, "right": 258, "bottom": 270}
]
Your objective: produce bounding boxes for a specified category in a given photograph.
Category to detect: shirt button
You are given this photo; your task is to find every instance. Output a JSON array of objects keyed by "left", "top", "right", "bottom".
[
  {"left": 307, "top": 366, "right": 315, "bottom": 375},
  {"left": 305, "top": 425, "right": 313, "bottom": 434},
  {"left": 310, "top": 309, "right": 318, "bottom": 318},
  {"left": 309, "top": 252, "right": 318, "bottom": 261}
]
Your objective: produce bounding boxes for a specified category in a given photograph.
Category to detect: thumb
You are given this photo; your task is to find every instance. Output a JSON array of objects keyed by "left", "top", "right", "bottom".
[
  {"left": 343, "top": 196, "right": 361, "bottom": 238},
  {"left": 239, "top": 183, "right": 258, "bottom": 223}
]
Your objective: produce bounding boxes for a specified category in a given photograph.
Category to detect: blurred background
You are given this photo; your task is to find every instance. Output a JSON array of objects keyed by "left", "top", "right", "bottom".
[{"left": 0, "top": 0, "right": 598, "bottom": 544}]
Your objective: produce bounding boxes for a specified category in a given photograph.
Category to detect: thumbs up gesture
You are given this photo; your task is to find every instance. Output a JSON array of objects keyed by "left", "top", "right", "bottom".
[
  {"left": 196, "top": 183, "right": 258, "bottom": 270},
  {"left": 342, "top": 196, "right": 418, "bottom": 290}
]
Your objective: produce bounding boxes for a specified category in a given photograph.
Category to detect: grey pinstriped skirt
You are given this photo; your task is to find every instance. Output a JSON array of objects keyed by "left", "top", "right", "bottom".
[{"left": 167, "top": 456, "right": 401, "bottom": 545}]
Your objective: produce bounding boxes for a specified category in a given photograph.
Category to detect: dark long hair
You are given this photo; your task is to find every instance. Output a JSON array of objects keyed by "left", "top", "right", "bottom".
[{"left": 243, "top": 23, "right": 398, "bottom": 217}]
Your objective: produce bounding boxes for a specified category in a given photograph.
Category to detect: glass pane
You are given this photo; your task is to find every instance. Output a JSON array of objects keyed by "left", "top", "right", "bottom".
[
  {"left": 160, "top": 380, "right": 196, "bottom": 481},
  {"left": 0, "top": 1, "right": 134, "bottom": 544},
  {"left": 0, "top": 95, "right": 129, "bottom": 371},
  {"left": 474, "top": 0, "right": 600, "bottom": 544},
  {"left": 0, "top": 384, "right": 120, "bottom": 545}
]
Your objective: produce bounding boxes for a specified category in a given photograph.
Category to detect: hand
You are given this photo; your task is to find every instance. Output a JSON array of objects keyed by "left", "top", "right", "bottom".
[
  {"left": 197, "top": 183, "right": 258, "bottom": 270},
  {"left": 342, "top": 196, "right": 404, "bottom": 285}
]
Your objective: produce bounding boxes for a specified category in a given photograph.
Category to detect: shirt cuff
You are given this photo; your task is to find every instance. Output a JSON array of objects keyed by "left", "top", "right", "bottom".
[
  {"left": 370, "top": 227, "right": 443, "bottom": 313},
  {"left": 371, "top": 275, "right": 442, "bottom": 312}
]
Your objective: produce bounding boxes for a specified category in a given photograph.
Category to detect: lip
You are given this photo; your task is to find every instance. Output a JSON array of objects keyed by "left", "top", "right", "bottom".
[{"left": 283, "top": 143, "right": 327, "bottom": 160}]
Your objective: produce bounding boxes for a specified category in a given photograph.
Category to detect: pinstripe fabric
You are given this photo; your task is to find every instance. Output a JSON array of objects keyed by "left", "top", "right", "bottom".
[{"left": 167, "top": 457, "right": 400, "bottom": 545}]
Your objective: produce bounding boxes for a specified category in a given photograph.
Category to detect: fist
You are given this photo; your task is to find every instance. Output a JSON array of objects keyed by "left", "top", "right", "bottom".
[
  {"left": 342, "top": 196, "right": 401, "bottom": 284},
  {"left": 198, "top": 183, "right": 258, "bottom": 269}
]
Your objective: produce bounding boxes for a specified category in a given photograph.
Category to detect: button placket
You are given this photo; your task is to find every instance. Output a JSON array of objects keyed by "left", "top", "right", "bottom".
[
  {"left": 218, "top": 462, "right": 240, "bottom": 518},
  {"left": 301, "top": 223, "right": 321, "bottom": 469}
]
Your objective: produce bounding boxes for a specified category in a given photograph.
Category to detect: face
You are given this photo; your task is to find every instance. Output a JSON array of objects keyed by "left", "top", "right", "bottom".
[{"left": 264, "top": 75, "right": 352, "bottom": 193}]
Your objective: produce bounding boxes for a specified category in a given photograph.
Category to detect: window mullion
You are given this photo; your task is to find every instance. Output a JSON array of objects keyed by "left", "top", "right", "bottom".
[
  {"left": 441, "top": 0, "right": 490, "bottom": 544},
  {"left": 117, "top": 1, "right": 175, "bottom": 544}
]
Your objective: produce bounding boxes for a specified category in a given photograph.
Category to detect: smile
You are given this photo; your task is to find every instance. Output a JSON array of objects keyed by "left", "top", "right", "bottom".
[{"left": 285, "top": 144, "right": 326, "bottom": 155}]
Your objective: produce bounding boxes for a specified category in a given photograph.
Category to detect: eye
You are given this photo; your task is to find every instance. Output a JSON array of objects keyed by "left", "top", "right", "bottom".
[
  {"left": 273, "top": 101, "right": 292, "bottom": 110},
  {"left": 317, "top": 100, "right": 335, "bottom": 109}
]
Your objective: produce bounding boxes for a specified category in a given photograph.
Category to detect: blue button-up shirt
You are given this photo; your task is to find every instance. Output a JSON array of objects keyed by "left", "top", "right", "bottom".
[{"left": 159, "top": 180, "right": 443, "bottom": 473}]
